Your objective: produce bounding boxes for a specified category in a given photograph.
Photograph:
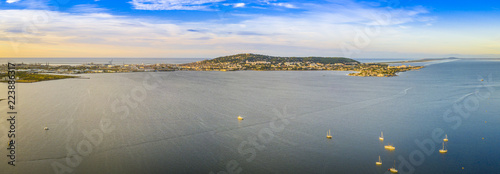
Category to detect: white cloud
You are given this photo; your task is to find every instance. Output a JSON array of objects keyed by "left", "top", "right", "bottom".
[
  {"left": 6, "top": 0, "right": 21, "bottom": 3},
  {"left": 233, "top": 3, "right": 245, "bottom": 8},
  {"left": 129, "top": 0, "right": 225, "bottom": 10},
  {"left": 222, "top": 2, "right": 245, "bottom": 8}
]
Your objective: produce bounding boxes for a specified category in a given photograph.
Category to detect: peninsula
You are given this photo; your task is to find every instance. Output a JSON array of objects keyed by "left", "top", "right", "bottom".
[
  {"left": 0, "top": 71, "right": 78, "bottom": 83},
  {"left": 178, "top": 53, "right": 423, "bottom": 77},
  {"left": 0, "top": 53, "right": 424, "bottom": 82}
]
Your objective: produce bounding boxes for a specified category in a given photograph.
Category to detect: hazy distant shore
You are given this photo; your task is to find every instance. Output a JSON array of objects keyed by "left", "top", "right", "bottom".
[{"left": 373, "top": 58, "right": 459, "bottom": 64}]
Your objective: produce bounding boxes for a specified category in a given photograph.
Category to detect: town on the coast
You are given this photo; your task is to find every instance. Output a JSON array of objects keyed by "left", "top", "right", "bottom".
[{"left": 0, "top": 53, "right": 424, "bottom": 82}]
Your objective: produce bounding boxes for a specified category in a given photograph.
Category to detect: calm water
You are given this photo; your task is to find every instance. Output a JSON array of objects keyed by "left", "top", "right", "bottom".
[{"left": 0, "top": 59, "right": 499, "bottom": 174}]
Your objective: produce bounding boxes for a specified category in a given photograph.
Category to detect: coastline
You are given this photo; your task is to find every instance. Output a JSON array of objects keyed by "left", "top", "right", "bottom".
[{"left": 0, "top": 54, "right": 442, "bottom": 82}]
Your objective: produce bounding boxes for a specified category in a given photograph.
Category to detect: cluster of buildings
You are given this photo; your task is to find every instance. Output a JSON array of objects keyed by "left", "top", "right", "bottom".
[
  {"left": 1, "top": 62, "right": 177, "bottom": 74},
  {"left": 178, "top": 60, "right": 360, "bottom": 71},
  {"left": 1, "top": 59, "right": 419, "bottom": 78}
]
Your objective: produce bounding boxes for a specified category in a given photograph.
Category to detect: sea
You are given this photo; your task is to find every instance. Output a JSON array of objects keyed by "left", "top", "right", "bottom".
[{"left": 0, "top": 59, "right": 499, "bottom": 174}]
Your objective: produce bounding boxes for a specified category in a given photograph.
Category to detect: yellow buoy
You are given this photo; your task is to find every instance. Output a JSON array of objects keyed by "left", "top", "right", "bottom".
[{"left": 237, "top": 116, "right": 244, "bottom": 120}]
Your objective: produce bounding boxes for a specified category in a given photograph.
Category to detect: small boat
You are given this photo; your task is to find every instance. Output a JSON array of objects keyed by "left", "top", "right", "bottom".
[
  {"left": 237, "top": 116, "right": 244, "bottom": 120},
  {"left": 376, "top": 156, "right": 382, "bottom": 165},
  {"left": 326, "top": 129, "right": 332, "bottom": 139},
  {"left": 44, "top": 127, "right": 49, "bottom": 130},
  {"left": 384, "top": 144, "right": 395, "bottom": 150},
  {"left": 389, "top": 160, "right": 398, "bottom": 173},
  {"left": 379, "top": 132, "right": 384, "bottom": 141},
  {"left": 443, "top": 134, "right": 448, "bottom": 142},
  {"left": 439, "top": 142, "right": 447, "bottom": 153}
]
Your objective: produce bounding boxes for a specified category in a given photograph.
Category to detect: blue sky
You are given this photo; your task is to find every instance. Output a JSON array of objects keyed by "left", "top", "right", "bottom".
[{"left": 0, "top": 0, "right": 499, "bottom": 58}]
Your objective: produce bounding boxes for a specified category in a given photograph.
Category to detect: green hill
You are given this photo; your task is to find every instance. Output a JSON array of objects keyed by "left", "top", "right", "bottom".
[{"left": 202, "top": 53, "right": 359, "bottom": 64}]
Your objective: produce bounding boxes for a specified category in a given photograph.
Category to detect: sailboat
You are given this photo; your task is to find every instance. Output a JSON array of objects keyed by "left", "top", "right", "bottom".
[
  {"left": 326, "top": 129, "right": 332, "bottom": 139},
  {"left": 376, "top": 156, "right": 382, "bottom": 165},
  {"left": 379, "top": 132, "right": 384, "bottom": 141},
  {"left": 439, "top": 142, "right": 447, "bottom": 153},
  {"left": 389, "top": 160, "right": 398, "bottom": 173},
  {"left": 384, "top": 143, "right": 395, "bottom": 150},
  {"left": 443, "top": 134, "right": 448, "bottom": 142},
  {"left": 237, "top": 115, "right": 244, "bottom": 120}
]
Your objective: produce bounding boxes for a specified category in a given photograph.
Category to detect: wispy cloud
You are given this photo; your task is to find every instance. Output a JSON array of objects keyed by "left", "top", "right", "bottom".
[
  {"left": 255, "top": 0, "right": 298, "bottom": 9},
  {"left": 129, "top": 0, "right": 225, "bottom": 10},
  {"left": 233, "top": 2, "right": 245, "bottom": 8},
  {"left": 6, "top": 1, "right": 497, "bottom": 58},
  {"left": 6, "top": 0, "right": 21, "bottom": 3},
  {"left": 128, "top": 0, "right": 298, "bottom": 11},
  {"left": 271, "top": 2, "right": 296, "bottom": 8},
  {"left": 69, "top": 4, "right": 108, "bottom": 13},
  {"left": 222, "top": 2, "right": 245, "bottom": 8}
]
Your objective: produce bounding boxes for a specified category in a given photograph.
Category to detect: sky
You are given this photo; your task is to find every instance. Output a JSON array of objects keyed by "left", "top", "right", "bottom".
[{"left": 0, "top": 0, "right": 499, "bottom": 58}]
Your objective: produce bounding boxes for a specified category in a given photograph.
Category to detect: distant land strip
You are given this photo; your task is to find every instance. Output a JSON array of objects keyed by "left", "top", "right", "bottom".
[{"left": 1, "top": 53, "right": 430, "bottom": 82}]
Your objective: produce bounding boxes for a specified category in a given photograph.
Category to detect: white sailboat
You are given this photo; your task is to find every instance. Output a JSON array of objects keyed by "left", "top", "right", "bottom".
[
  {"left": 439, "top": 142, "right": 447, "bottom": 153},
  {"left": 379, "top": 132, "right": 384, "bottom": 141},
  {"left": 389, "top": 160, "right": 398, "bottom": 173},
  {"left": 376, "top": 156, "right": 382, "bottom": 165},
  {"left": 326, "top": 129, "right": 332, "bottom": 139},
  {"left": 384, "top": 143, "right": 395, "bottom": 150}
]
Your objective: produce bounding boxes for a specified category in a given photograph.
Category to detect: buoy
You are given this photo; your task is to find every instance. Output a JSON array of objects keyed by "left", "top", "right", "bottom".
[
  {"left": 462, "top": 167, "right": 464, "bottom": 169},
  {"left": 482, "top": 137, "right": 484, "bottom": 140},
  {"left": 44, "top": 127, "right": 49, "bottom": 130}
]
